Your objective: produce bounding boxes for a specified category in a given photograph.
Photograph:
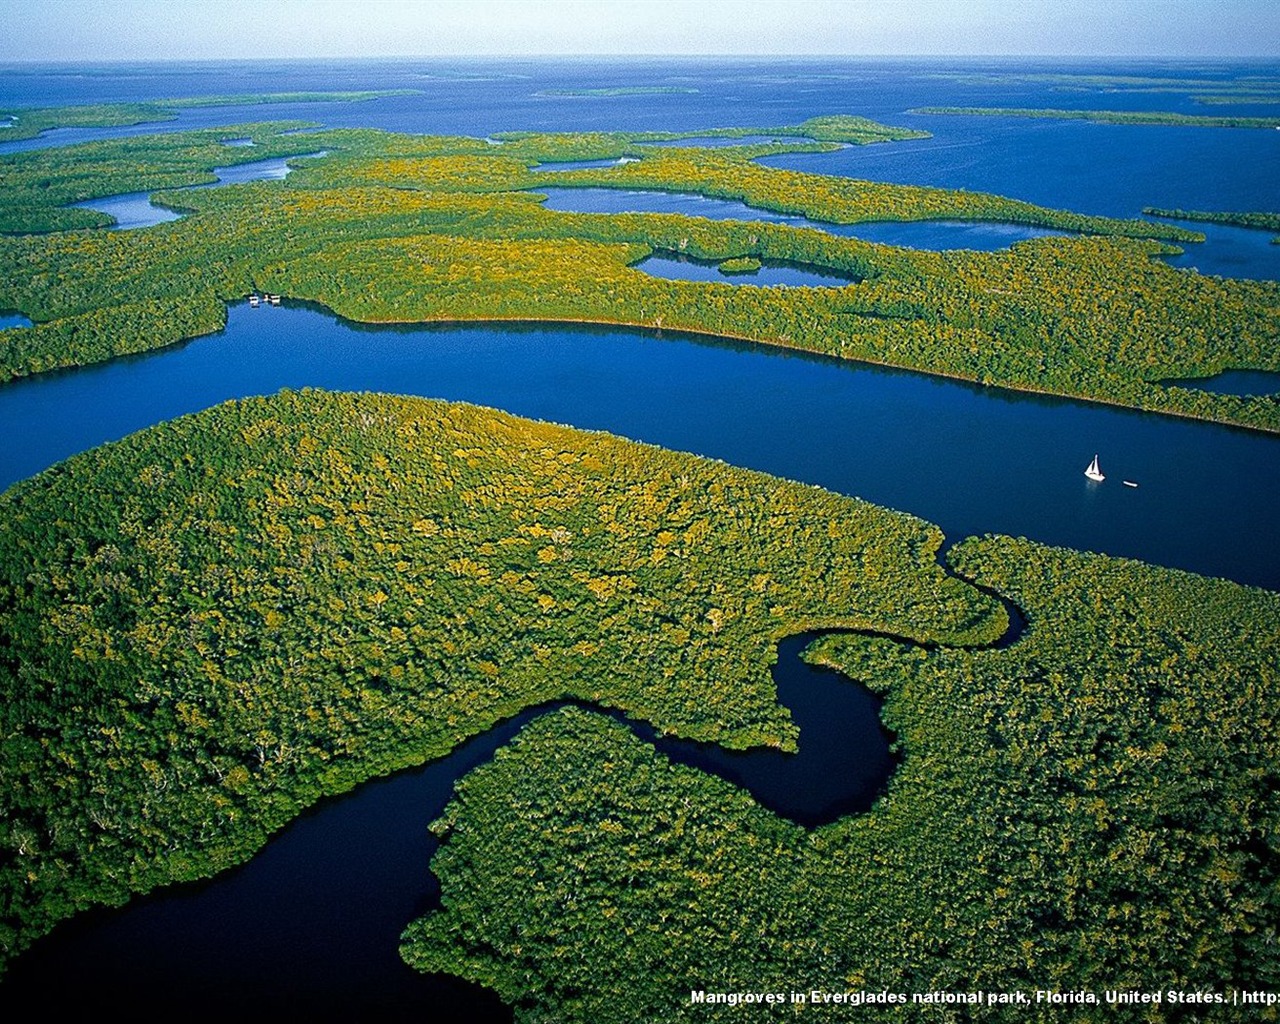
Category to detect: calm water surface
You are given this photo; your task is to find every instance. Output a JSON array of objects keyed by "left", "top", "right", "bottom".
[
  {"left": 635, "top": 253, "right": 859, "bottom": 285},
  {"left": 2, "top": 302, "right": 1276, "bottom": 590},
  {"left": 537, "top": 185, "right": 1280, "bottom": 274},
  {"left": 1164, "top": 368, "right": 1280, "bottom": 396},
  {"left": 73, "top": 152, "right": 314, "bottom": 228},
  {"left": 536, "top": 184, "right": 1071, "bottom": 252}
]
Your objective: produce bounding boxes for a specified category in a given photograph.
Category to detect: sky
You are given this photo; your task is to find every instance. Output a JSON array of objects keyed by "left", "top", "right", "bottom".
[{"left": 0, "top": 0, "right": 1277, "bottom": 62}]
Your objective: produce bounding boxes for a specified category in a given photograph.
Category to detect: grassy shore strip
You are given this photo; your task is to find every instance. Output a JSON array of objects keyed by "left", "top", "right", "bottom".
[
  {"left": 0, "top": 389, "right": 1003, "bottom": 975},
  {"left": 1144, "top": 207, "right": 1280, "bottom": 243},
  {"left": 914, "top": 105, "right": 1280, "bottom": 129},
  {"left": 403, "top": 535, "right": 1280, "bottom": 1022},
  {"left": 1195, "top": 94, "right": 1280, "bottom": 105},
  {"left": 521, "top": 152, "right": 1202, "bottom": 241},
  {"left": 921, "top": 71, "right": 1280, "bottom": 94},
  {"left": 0, "top": 90, "right": 419, "bottom": 142},
  {"left": 160, "top": 90, "right": 420, "bottom": 108},
  {"left": 498, "top": 114, "right": 932, "bottom": 147}
]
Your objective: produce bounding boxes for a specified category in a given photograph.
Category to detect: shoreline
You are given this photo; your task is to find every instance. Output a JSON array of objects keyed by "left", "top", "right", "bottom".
[{"left": 297, "top": 305, "right": 1280, "bottom": 438}]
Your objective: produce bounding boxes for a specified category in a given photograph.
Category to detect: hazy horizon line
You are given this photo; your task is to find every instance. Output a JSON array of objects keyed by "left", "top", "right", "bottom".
[{"left": 2, "top": 52, "right": 1278, "bottom": 65}]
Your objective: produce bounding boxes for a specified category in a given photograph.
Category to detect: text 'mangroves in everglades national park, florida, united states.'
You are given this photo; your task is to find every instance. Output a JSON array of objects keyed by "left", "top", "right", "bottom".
[{"left": 0, "top": 0, "right": 1279, "bottom": 1020}]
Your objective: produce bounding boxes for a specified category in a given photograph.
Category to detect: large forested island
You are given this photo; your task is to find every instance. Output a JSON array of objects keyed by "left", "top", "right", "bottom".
[{"left": 0, "top": 90, "right": 1278, "bottom": 1021}]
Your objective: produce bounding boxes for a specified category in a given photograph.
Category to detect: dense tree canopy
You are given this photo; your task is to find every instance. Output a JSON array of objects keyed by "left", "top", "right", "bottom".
[
  {"left": 405, "top": 536, "right": 1280, "bottom": 1022},
  {"left": 0, "top": 389, "right": 1001, "bottom": 974}
]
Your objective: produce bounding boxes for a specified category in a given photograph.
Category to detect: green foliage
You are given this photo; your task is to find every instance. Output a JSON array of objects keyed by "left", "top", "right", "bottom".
[
  {"left": 0, "top": 389, "right": 1001, "bottom": 974},
  {"left": 0, "top": 90, "right": 417, "bottom": 142},
  {"left": 404, "top": 537, "right": 1280, "bottom": 1022},
  {"left": 495, "top": 113, "right": 929, "bottom": 149},
  {"left": 1, "top": 110, "right": 1277, "bottom": 431},
  {"left": 718, "top": 256, "right": 763, "bottom": 273},
  {"left": 1143, "top": 208, "right": 1280, "bottom": 231},
  {"left": 0, "top": 123, "right": 326, "bottom": 234},
  {"left": 526, "top": 150, "right": 1199, "bottom": 241},
  {"left": 160, "top": 90, "right": 420, "bottom": 108},
  {"left": 0, "top": 102, "right": 178, "bottom": 142},
  {"left": 1144, "top": 207, "right": 1280, "bottom": 244}
]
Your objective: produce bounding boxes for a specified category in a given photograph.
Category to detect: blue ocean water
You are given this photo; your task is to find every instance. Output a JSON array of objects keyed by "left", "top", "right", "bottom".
[
  {"left": 6, "top": 57, "right": 1276, "bottom": 270},
  {"left": 0, "top": 56, "right": 1278, "bottom": 1022}
]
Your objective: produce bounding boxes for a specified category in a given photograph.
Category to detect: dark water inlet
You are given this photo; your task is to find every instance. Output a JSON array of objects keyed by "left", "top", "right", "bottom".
[
  {"left": 70, "top": 151, "right": 323, "bottom": 229},
  {"left": 1161, "top": 368, "right": 1280, "bottom": 397},
  {"left": 0, "top": 627, "right": 913, "bottom": 1021}
]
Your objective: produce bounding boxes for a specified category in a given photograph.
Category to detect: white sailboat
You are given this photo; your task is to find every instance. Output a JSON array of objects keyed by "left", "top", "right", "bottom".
[{"left": 1084, "top": 454, "right": 1105, "bottom": 482}]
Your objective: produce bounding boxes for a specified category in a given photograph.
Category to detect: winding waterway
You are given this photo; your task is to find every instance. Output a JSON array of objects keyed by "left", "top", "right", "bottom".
[
  {"left": 0, "top": 630, "right": 902, "bottom": 1020},
  {"left": 72, "top": 151, "right": 317, "bottom": 229},
  {"left": 535, "top": 184, "right": 1280, "bottom": 276},
  {"left": 535, "top": 183, "right": 1071, "bottom": 252}
]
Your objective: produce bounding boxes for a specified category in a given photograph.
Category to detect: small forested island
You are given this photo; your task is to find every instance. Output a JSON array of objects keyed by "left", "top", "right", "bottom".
[
  {"left": 921, "top": 69, "right": 1280, "bottom": 104},
  {"left": 0, "top": 89, "right": 1278, "bottom": 1022},
  {"left": 717, "top": 255, "right": 763, "bottom": 273},
  {"left": 535, "top": 86, "right": 700, "bottom": 97},
  {"left": 0, "top": 90, "right": 419, "bottom": 142}
]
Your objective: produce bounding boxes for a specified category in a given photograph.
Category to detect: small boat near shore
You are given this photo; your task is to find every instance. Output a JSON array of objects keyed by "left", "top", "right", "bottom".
[
  {"left": 1084, "top": 454, "right": 1105, "bottom": 482},
  {"left": 1124, "top": 480, "right": 1138, "bottom": 488}
]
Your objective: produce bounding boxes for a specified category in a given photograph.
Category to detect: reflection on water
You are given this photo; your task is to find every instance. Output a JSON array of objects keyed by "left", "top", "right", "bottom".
[
  {"left": 536, "top": 186, "right": 1071, "bottom": 250},
  {"left": 70, "top": 190, "right": 185, "bottom": 230},
  {"left": 0, "top": 311, "right": 32, "bottom": 329}
]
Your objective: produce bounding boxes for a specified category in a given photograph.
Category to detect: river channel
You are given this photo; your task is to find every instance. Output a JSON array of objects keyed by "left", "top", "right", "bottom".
[
  {"left": 0, "top": 629, "right": 901, "bottom": 1019},
  {"left": 3, "top": 302, "right": 1277, "bottom": 588}
]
